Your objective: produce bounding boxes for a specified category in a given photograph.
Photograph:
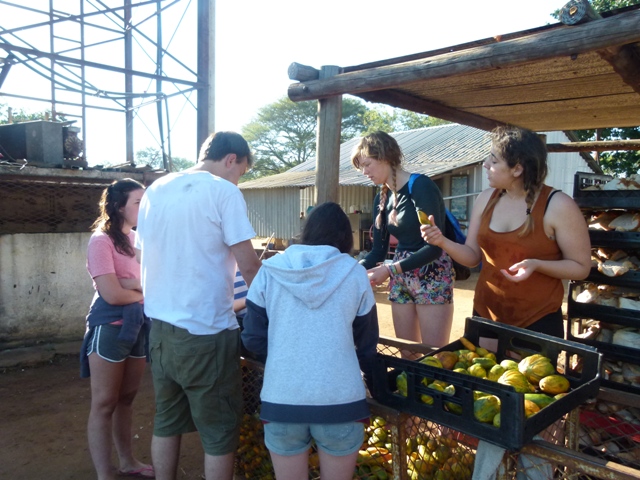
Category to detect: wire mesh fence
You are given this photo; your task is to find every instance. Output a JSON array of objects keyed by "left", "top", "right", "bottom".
[{"left": 237, "top": 338, "right": 640, "bottom": 480}]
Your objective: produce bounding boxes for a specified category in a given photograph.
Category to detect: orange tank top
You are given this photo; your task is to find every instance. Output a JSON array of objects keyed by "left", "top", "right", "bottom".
[{"left": 473, "top": 185, "right": 563, "bottom": 329}]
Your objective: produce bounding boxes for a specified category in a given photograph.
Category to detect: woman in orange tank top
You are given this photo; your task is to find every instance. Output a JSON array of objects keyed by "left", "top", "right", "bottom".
[{"left": 419, "top": 126, "right": 591, "bottom": 337}]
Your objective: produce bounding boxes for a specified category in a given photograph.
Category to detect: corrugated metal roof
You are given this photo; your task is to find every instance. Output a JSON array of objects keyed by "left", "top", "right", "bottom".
[{"left": 240, "top": 123, "right": 490, "bottom": 190}]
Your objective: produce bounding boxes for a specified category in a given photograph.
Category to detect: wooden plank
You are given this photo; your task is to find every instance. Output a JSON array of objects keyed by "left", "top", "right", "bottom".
[
  {"left": 315, "top": 66, "right": 342, "bottom": 205},
  {"left": 357, "top": 90, "right": 505, "bottom": 132},
  {"left": 288, "top": 9, "right": 640, "bottom": 102},
  {"left": 469, "top": 93, "right": 640, "bottom": 130},
  {"left": 547, "top": 139, "right": 640, "bottom": 152}
]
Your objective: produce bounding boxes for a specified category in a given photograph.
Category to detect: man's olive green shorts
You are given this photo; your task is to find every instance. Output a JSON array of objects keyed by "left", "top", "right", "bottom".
[{"left": 149, "top": 319, "right": 242, "bottom": 456}]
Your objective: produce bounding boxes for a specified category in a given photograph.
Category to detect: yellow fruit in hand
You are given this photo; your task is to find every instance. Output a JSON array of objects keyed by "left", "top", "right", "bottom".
[{"left": 416, "top": 209, "right": 432, "bottom": 225}]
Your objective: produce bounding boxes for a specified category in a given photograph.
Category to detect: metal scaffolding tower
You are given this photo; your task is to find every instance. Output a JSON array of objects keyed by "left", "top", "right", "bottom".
[{"left": 0, "top": 0, "right": 213, "bottom": 169}]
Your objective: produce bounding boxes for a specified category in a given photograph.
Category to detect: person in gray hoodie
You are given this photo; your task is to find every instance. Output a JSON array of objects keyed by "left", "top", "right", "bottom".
[{"left": 242, "top": 201, "right": 379, "bottom": 480}]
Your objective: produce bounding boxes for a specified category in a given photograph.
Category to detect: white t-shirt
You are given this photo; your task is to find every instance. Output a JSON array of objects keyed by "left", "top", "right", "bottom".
[{"left": 135, "top": 170, "right": 256, "bottom": 335}]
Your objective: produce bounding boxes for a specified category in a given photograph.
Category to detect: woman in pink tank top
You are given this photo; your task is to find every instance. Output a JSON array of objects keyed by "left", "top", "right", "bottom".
[{"left": 419, "top": 126, "right": 591, "bottom": 337}]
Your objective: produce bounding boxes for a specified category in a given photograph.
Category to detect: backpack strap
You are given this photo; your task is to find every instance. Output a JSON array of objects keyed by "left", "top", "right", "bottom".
[{"left": 408, "top": 173, "right": 420, "bottom": 196}]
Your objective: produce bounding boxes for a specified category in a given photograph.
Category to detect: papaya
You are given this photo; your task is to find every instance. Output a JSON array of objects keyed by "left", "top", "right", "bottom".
[
  {"left": 484, "top": 352, "right": 497, "bottom": 362},
  {"left": 518, "top": 354, "right": 548, "bottom": 372},
  {"left": 473, "top": 390, "right": 491, "bottom": 400},
  {"left": 500, "top": 359, "right": 519, "bottom": 371},
  {"left": 519, "top": 356, "right": 556, "bottom": 385},
  {"left": 453, "top": 361, "right": 469, "bottom": 370},
  {"left": 488, "top": 364, "right": 506, "bottom": 382},
  {"left": 420, "top": 356, "right": 443, "bottom": 368},
  {"left": 493, "top": 413, "right": 500, "bottom": 427},
  {"left": 416, "top": 209, "right": 432, "bottom": 226},
  {"left": 497, "top": 369, "right": 535, "bottom": 393},
  {"left": 539, "top": 375, "right": 570, "bottom": 395},
  {"left": 433, "top": 351, "right": 459, "bottom": 370},
  {"left": 467, "top": 363, "right": 487, "bottom": 379},
  {"left": 445, "top": 401, "right": 463, "bottom": 415},
  {"left": 459, "top": 337, "right": 476, "bottom": 352},
  {"left": 475, "top": 347, "right": 490, "bottom": 357},
  {"left": 473, "top": 395, "right": 501, "bottom": 423},
  {"left": 396, "top": 371, "right": 408, "bottom": 397},
  {"left": 523, "top": 399, "right": 541, "bottom": 418},
  {"left": 453, "top": 368, "right": 469, "bottom": 375},
  {"left": 524, "top": 393, "right": 556, "bottom": 409},
  {"left": 472, "top": 357, "right": 497, "bottom": 369}
]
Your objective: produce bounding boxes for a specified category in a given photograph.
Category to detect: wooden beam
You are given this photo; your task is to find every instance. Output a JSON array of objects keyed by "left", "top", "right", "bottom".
[
  {"left": 547, "top": 139, "right": 640, "bottom": 152},
  {"left": 315, "top": 66, "right": 342, "bottom": 205},
  {"left": 288, "top": 62, "right": 320, "bottom": 82},
  {"left": 356, "top": 90, "right": 506, "bottom": 132},
  {"left": 598, "top": 44, "right": 640, "bottom": 96},
  {"left": 288, "top": 9, "right": 640, "bottom": 102}
]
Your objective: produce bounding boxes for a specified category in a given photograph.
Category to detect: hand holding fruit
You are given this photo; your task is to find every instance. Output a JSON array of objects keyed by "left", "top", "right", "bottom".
[{"left": 418, "top": 211, "right": 445, "bottom": 246}]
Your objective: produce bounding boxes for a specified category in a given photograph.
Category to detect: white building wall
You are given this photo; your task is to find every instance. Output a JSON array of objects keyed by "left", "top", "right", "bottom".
[{"left": 0, "top": 233, "right": 93, "bottom": 347}]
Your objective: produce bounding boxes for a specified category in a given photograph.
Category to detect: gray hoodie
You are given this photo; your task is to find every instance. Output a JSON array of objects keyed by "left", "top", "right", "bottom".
[{"left": 242, "top": 244, "right": 379, "bottom": 424}]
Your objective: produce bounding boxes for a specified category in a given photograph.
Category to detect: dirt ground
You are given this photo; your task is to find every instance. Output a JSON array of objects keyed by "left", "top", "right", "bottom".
[{"left": 0, "top": 274, "right": 480, "bottom": 480}]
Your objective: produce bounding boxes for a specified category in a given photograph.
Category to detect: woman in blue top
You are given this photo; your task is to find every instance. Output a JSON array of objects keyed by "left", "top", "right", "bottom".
[{"left": 352, "top": 131, "right": 454, "bottom": 349}]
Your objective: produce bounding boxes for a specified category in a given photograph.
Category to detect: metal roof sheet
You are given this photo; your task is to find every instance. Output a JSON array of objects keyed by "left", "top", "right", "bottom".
[{"left": 240, "top": 124, "right": 490, "bottom": 190}]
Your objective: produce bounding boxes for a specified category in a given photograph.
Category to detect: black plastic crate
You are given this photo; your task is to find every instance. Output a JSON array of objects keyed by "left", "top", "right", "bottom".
[
  {"left": 568, "top": 281, "right": 640, "bottom": 327},
  {"left": 586, "top": 268, "right": 640, "bottom": 289},
  {"left": 573, "top": 172, "right": 640, "bottom": 209},
  {"left": 567, "top": 317, "right": 640, "bottom": 364},
  {"left": 589, "top": 230, "right": 640, "bottom": 248},
  {"left": 371, "top": 317, "right": 602, "bottom": 451}
]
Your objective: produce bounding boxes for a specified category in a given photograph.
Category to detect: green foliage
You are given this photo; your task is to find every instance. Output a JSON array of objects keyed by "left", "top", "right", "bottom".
[
  {"left": 135, "top": 146, "right": 194, "bottom": 171},
  {"left": 241, "top": 96, "right": 368, "bottom": 178},
  {"left": 573, "top": 128, "right": 640, "bottom": 176},
  {"left": 550, "top": 1, "right": 640, "bottom": 177},
  {"left": 551, "top": 0, "right": 640, "bottom": 18},
  {"left": 241, "top": 96, "right": 450, "bottom": 180},
  {"left": 0, "top": 102, "right": 66, "bottom": 124}
]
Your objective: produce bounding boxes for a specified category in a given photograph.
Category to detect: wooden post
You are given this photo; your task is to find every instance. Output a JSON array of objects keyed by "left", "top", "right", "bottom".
[{"left": 315, "top": 65, "right": 342, "bottom": 205}]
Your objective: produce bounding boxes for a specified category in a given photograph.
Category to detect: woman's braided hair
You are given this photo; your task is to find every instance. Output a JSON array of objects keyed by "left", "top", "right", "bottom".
[
  {"left": 486, "top": 126, "right": 548, "bottom": 237},
  {"left": 351, "top": 131, "right": 404, "bottom": 228}
]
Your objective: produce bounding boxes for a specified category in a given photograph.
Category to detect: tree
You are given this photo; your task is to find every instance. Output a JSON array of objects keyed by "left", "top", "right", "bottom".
[
  {"left": 552, "top": 0, "right": 640, "bottom": 176},
  {"left": 135, "top": 146, "right": 194, "bottom": 171},
  {"left": 241, "top": 96, "right": 449, "bottom": 180},
  {"left": 241, "top": 97, "right": 368, "bottom": 178},
  {"left": 1, "top": 103, "right": 66, "bottom": 124}
]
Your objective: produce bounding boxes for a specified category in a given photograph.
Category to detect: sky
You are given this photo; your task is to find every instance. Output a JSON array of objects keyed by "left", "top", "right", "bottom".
[{"left": 1, "top": 0, "right": 566, "bottom": 166}]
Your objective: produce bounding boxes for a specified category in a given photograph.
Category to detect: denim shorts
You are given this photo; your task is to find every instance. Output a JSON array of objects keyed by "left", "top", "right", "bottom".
[
  {"left": 264, "top": 421, "right": 364, "bottom": 457},
  {"left": 149, "top": 320, "right": 242, "bottom": 456},
  {"left": 85, "top": 323, "right": 146, "bottom": 362}
]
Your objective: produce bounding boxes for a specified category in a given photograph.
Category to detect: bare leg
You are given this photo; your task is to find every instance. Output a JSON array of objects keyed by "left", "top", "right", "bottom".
[
  {"left": 152, "top": 435, "right": 181, "bottom": 480},
  {"left": 269, "top": 450, "right": 309, "bottom": 480},
  {"left": 112, "top": 357, "right": 152, "bottom": 474},
  {"left": 416, "top": 303, "right": 454, "bottom": 348},
  {"left": 203, "top": 452, "right": 235, "bottom": 480},
  {"left": 87, "top": 353, "right": 126, "bottom": 480},
  {"left": 391, "top": 303, "right": 421, "bottom": 358},
  {"left": 317, "top": 449, "right": 359, "bottom": 480}
]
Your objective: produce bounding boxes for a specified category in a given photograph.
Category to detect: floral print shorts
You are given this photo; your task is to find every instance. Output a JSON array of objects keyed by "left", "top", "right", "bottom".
[{"left": 388, "top": 250, "right": 454, "bottom": 305}]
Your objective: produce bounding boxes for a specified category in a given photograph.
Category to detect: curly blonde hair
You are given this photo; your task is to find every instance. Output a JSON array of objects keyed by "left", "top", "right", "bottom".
[{"left": 351, "top": 131, "right": 404, "bottom": 228}]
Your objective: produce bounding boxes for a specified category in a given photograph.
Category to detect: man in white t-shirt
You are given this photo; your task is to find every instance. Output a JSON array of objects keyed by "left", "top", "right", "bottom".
[{"left": 135, "top": 131, "right": 261, "bottom": 480}]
